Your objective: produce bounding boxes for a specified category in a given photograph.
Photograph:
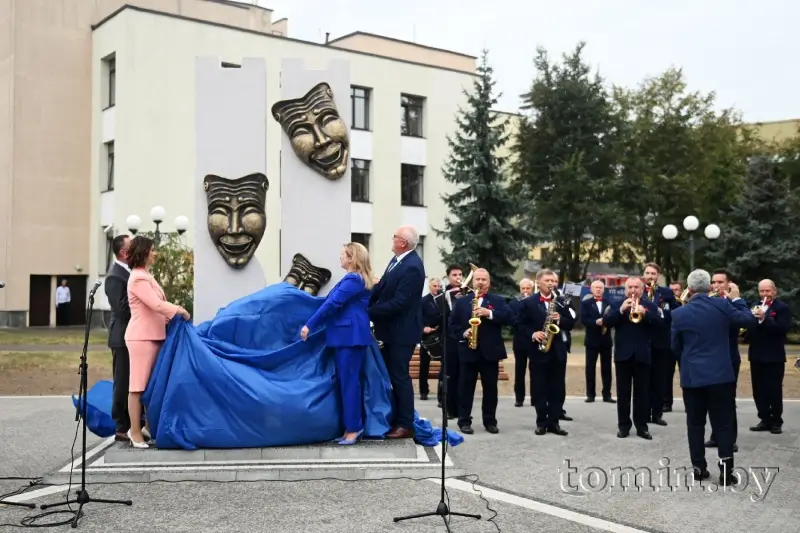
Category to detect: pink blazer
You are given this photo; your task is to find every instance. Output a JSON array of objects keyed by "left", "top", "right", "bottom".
[{"left": 125, "top": 268, "right": 179, "bottom": 342}]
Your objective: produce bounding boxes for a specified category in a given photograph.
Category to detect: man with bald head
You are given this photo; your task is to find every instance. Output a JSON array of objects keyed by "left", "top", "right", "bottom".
[
  {"left": 745, "top": 279, "right": 791, "bottom": 435},
  {"left": 448, "top": 268, "right": 514, "bottom": 434},
  {"left": 369, "top": 225, "right": 426, "bottom": 439}
]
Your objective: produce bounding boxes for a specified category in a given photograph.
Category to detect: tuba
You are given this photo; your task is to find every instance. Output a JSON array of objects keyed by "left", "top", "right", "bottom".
[
  {"left": 468, "top": 292, "right": 481, "bottom": 349},
  {"left": 538, "top": 290, "right": 562, "bottom": 352},
  {"left": 629, "top": 296, "right": 643, "bottom": 323}
]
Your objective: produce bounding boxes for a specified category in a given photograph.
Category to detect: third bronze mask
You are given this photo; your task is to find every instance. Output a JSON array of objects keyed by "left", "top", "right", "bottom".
[
  {"left": 271, "top": 82, "right": 350, "bottom": 180},
  {"left": 204, "top": 172, "right": 269, "bottom": 269}
]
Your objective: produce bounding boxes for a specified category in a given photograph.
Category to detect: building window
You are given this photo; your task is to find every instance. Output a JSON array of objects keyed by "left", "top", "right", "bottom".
[
  {"left": 105, "top": 142, "right": 115, "bottom": 191},
  {"left": 351, "top": 159, "right": 370, "bottom": 202},
  {"left": 105, "top": 232, "right": 115, "bottom": 270},
  {"left": 417, "top": 236, "right": 425, "bottom": 261},
  {"left": 401, "top": 94, "right": 424, "bottom": 137},
  {"left": 351, "top": 233, "right": 370, "bottom": 250},
  {"left": 401, "top": 164, "right": 424, "bottom": 206},
  {"left": 107, "top": 57, "right": 116, "bottom": 107},
  {"left": 351, "top": 86, "right": 370, "bottom": 130},
  {"left": 222, "top": 62, "right": 241, "bottom": 68}
]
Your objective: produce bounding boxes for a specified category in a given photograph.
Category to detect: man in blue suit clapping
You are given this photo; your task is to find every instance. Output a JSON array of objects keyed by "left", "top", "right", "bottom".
[
  {"left": 671, "top": 269, "right": 756, "bottom": 486},
  {"left": 369, "top": 226, "right": 426, "bottom": 439},
  {"left": 448, "top": 268, "right": 515, "bottom": 434}
]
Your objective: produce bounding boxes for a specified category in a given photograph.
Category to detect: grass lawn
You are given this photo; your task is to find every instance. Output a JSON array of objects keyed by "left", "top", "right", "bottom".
[
  {"left": 0, "top": 328, "right": 107, "bottom": 346},
  {"left": 0, "top": 350, "right": 113, "bottom": 395}
]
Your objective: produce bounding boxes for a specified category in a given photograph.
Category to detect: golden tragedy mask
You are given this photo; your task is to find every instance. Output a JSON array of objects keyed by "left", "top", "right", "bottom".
[
  {"left": 203, "top": 173, "right": 269, "bottom": 269},
  {"left": 271, "top": 82, "right": 350, "bottom": 180},
  {"left": 283, "top": 253, "right": 332, "bottom": 296}
]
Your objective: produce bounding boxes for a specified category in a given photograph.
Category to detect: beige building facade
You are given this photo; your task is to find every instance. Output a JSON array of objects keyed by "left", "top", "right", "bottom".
[{"left": 0, "top": 0, "right": 479, "bottom": 326}]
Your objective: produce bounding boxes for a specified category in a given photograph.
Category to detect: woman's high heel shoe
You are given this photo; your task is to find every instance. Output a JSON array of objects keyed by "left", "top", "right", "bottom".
[
  {"left": 338, "top": 430, "right": 363, "bottom": 446},
  {"left": 127, "top": 429, "right": 149, "bottom": 449}
]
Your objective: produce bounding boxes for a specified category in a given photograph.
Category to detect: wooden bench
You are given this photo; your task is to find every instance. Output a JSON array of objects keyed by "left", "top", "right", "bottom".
[{"left": 410, "top": 347, "right": 509, "bottom": 380}]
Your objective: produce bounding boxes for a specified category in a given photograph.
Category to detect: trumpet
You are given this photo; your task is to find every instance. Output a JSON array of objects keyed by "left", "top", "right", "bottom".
[
  {"left": 629, "top": 297, "right": 643, "bottom": 323},
  {"left": 752, "top": 298, "right": 767, "bottom": 316},
  {"left": 600, "top": 306, "right": 611, "bottom": 336},
  {"left": 460, "top": 263, "right": 479, "bottom": 295},
  {"left": 679, "top": 288, "right": 691, "bottom": 304},
  {"left": 646, "top": 281, "right": 656, "bottom": 301}
]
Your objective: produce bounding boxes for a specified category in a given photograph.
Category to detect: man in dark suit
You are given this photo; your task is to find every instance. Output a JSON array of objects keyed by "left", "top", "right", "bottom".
[
  {"left": 448, "top": 268, "right": 514, "bottom": 434},
  {"left": 580, "top": 280, "right": 615, "bottom": 403},
  {"left": 515, "top": 269, "right": 575, "bottom": 436},
  {"left": 510, "top": 278, "right": 535, "bottom": 407},
  {"left": 642, "top": 262, "right": 678, "bottom": 427},
  {"left": 601, "top": 276, "right": 662, "bottom": 440},
  {"left": 419, "top": 277, "right": 443, "bottom": 401},
  {"left": 663, "top": 280, "right": 684, "bottom": 412},
  {"left": 705, "top": 269, "right": 753, "bottom": 451},
  {"left": 368, "top": 225, "right": 426, "bottom": 439},
  {"left": 746, "top": 278, "right": 792, "bottom": 435},
  {"left": 672, "top": 269, "right": 756, "bottom": 485},
  {"left": 104, "top": 234, "right": 132, "bottom": 442},
  {"left": 439, "top": 264, "right": 465, "bottom": 418}
]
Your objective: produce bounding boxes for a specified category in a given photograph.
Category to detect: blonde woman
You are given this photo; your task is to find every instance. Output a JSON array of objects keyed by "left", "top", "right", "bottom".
[{"left": 300, "top": 243, "right": 375, "bottom": 445}]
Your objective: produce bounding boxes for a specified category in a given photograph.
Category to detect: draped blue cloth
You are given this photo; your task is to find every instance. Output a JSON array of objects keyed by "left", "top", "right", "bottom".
[{"left": 137, "top": 281, "right": 463, "bottom": 450}]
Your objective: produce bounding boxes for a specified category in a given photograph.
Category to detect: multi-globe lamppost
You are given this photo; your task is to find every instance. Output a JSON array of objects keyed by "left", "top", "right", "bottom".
[
  {"left": 125, "top": 205, "right": 189, "bottom": 245},
  {"left": 661, "top": 215, "right": 721, "bottom": 272}
]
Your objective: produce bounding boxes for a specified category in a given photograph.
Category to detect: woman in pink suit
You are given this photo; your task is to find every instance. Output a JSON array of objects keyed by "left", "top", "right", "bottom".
[{"left": 124, "top": 235, "right": 190, "bottom": 448}]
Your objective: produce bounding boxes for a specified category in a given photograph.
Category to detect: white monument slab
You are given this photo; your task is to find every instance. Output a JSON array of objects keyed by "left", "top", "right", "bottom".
[
  {"left": 194, "top": 57, "right": 268, "bottom": 324},
  {"left": 276, "top": 59, "right": 351, "bottom": 296}
]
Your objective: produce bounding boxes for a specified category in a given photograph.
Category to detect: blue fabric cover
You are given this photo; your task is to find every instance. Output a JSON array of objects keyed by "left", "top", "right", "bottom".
[{"left": 72, "top": 379, "right": 116, "bottom": 438}]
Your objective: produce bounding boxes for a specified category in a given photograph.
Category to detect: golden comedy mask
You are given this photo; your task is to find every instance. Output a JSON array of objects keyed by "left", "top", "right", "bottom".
[
  {"left": 271, "top": 82, "right": 350, "bottom": 180},
  {"left": 203, "top": 172, "right": 269, "bottom": 269}
]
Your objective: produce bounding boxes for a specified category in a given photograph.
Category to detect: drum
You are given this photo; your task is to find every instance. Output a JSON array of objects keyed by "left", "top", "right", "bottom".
[{"left": 420, "top": 333, "right": 443, "bottom": 360}]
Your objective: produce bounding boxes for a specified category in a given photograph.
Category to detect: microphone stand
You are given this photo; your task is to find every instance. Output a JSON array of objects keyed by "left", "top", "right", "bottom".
[
  {"left": 40, "top": 282, "right": 132, "bottom": 528},
  {"left": 393, "top": 286, "right": 481, "bottom": 531}
]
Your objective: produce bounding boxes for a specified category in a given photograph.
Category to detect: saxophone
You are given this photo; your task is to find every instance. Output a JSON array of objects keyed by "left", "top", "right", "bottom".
[
  {"left": 468, "top": 293, "right": 482, "bottom": 349},
  {"left": 538, "top": 291, "right": 561, "bottom": 353}
]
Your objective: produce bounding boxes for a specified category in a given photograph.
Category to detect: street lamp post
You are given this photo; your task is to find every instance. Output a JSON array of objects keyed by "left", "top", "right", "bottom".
[
  {"left": 662, "top": 216, "right": 721, "bottom": 272},
  {"left": 125, "top": 206, "right": 189, "bottom": 245}
]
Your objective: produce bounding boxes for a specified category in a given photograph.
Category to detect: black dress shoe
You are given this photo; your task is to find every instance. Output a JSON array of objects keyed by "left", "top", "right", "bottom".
[
  {"left": 559, "top": 414, "right": 573, "bottom": 422},
  {"left": 733, "top": 442, "right": 739, "bottom": 452},
  {"left": 750, "top": 422, "right": 771, "bottom": 431},
  {"left": 771, "top": 425, "right": 783, "bottom": 434},
  {"left": 704, "top": 439, "right": 717, "bottom": 448},
  {"left": 548, "top": 425, "right": 568, "bottom": 436},
  {"left": 484, "top": 425, "right": 499, "bottom": 434},
  {"left": 514, "top": 401, "right": 523, "bottom": 407},
  {"left": 459, "top": 425, "right": 474, "bottom": 434},
  {"left": 585, "top": 397, "right": 595, "bottom": 403},
  {"left": 534, "top": 426, "right": 547, "bottom": 435},
  {"left": 617, "top": 429, "right": 629, "bottom": 438},
  {"left": 437, "top": 402, "right": 442, "bottom": 408},
  {"left": 652, "top": 417, "right": 667, "bottom": 426},
  {"left": 637, "top": 430, "right": 652, "bottom": 440},
  {"left": 662, "top": 405, "right": 672, "bottom": 412},
  {"left": 693, "top": 467, "right": 710, "bottom": 480},
  {"left": 420, "top": 393, "right": 428, "bottom": 400},
  {"left": 603, "top": 397, "right": 617, "bottom": 404}
]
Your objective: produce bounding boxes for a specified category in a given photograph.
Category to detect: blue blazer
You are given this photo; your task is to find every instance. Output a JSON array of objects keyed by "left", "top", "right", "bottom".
[
  {"left": 602, "top": 298, "right": 662, "bottom": 364},
  {"left": 368, "top": 251, "right": 426, "bottom": 346},
  {"left": 747, "top": 298, "right": 792, "bottom": 363},
  {"left": 580, "top": 296, "right": 613, "bottom": 348},
  {"left": 671, "top": 294, "right": 757, "bottom": 387},
  {"left": 305, "top": 273, "right": 372, "bottom": 348},
  {"left": 448, "top": 292, "right": 514, "bottom": 362},
  {"left": 645, "top": 285, "right": 679, "bottom": 349},
  {"left": 514, "top": 291, "right": 576, "bottom": 361}
]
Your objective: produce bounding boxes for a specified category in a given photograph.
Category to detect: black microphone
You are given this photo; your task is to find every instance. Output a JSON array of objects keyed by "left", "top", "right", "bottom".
[
  {"left": 0, "top": 281, "right": 5, "bottom": 288},
  {"left": 89, "top": 279, "right": 102, "bottom": 296}
]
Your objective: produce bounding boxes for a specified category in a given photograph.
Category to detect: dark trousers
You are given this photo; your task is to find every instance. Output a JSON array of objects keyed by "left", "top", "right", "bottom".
[
  {"left": 615, "top": 359, "right": 650, "bottom": 432},
  {"left": 751, "top": 360, "right": 785, "bottom": 427},
  {"left": 514, "top": 346, "right": 534, "bottom": 404},
  {"left": 56, "top": 303, "right": 70, "bottom": 326},
  {"left": 111, "top": 346, "right": 131, "bottom": 433},
  {"left": 585, "top": 345, "right": 612, "bottom": 399},
  {"left": 440, "top": 340, "right": 460, "bottom": 416},
  {"left": 650, "top": 347, "right": 669, "bottom": 419},
  {"left": 663, "top": 350, "right": 679, "bottom": 407},
  {"left": 381, "top": 343, "right": 416, "bottom": 430},
  {"left": 335, "top": 346, "right": 367, "bottom": 433},
  {"left": 683, "top": 382, "right": 736, "bottom": 470},
  {"left": 419, "top": 347, "right": 431, "bottom": 395},
  {"left": 710, "top": 360, "right": 740, "bottom": 443},
  {"left": 457, "top": 358, "right": 499, "bottom": 428},
  {"left": 531, "top": 355, "right": 567, "bottom": 428}
]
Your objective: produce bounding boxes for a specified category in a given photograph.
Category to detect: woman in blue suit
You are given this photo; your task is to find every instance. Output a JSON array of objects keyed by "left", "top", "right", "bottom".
[{"left": 300, "top": 242, "right": 375, "bottom": 445}]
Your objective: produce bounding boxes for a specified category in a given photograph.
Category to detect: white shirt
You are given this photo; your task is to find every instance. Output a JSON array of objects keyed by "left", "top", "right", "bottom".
[
  {"left": 387, "top": 250, "right": 414, "bottom": 273},
  {"left": 55, "top": 286, "right": 71, "bottom": 304},
  {"left": 115, "top": 259, "right": 131, "bottom": 272}
]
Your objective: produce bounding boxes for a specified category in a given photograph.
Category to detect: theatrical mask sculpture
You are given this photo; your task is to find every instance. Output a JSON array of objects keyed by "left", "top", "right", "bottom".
[
  {"left": 284, "top": 253, "right": 332, "bottom": 296},
  {"left": 271, "top": 82, "right": 350, "bottom": 180},
  {"left": 204, "top": 172, "right": 269, "bottom": 269}
]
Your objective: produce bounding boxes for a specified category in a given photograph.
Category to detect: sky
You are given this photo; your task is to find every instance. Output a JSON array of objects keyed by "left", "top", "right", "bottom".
[{"left": 249, "top": 0, "right": 798, "bottom": 123}]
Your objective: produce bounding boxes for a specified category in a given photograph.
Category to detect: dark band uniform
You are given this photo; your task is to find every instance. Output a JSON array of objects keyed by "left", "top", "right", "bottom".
[
  {"left": 671, "top": 294, "right": 755, "bottom": 482},
  {"left": 510, "top": 295, "right": 535, "bottom": 406},
  {"left": 580, "top": 294, "right": 614, "bottom": 401},
  {"left": 602, "top": 297, "right": 662, "bottom": 437},
  {"left": 645, "top": 285, "right": 679, "bottom": 424},
  {"left": 448, "top": 291, "right": 514, "bottom": 433},
  {"left": 664, "top": 297, "right": 683, "bottom": 410},
  {"left": 515, "top": 291, "right": 575, "bottom": 434},
  {"left": 419, "top": 291, "right": 444, "bottom": 401},
  {"left": 439, "top": 284, "right": 462, "bottom": 418},
  {"left": 747, "top": 298, "right": 792, "bottom": 433}
]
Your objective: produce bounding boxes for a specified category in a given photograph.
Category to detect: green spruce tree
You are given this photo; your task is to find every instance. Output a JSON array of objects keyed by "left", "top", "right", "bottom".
[
  {"left": 706, "top": 156, "right": 800, "bottom": 326},
  {"left": 433, "top": 50, "right": 528, "bottom": 296}
]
